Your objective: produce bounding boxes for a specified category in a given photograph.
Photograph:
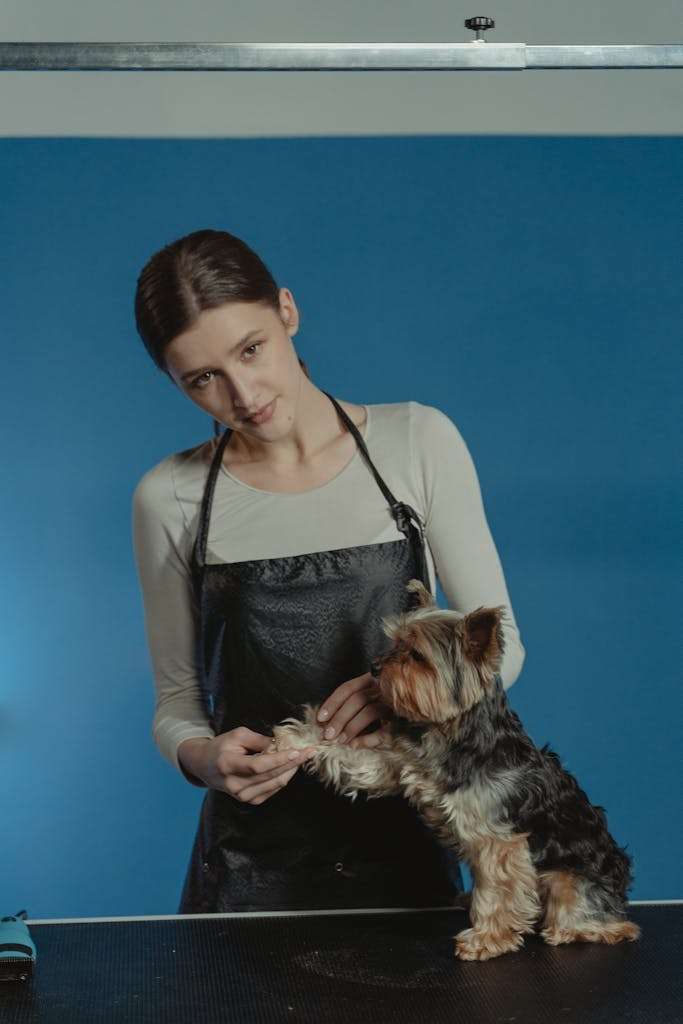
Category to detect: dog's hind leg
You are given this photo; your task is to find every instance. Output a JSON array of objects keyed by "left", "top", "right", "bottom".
[
  {"left": 454, "top": 833, "right": 540, "bottom": 961},
  {"left": 538, "top": 871, "right": 640, "bottom": 946}
]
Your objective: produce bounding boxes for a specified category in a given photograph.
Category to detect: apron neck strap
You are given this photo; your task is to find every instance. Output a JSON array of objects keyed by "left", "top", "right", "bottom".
[
  {"left": 322, "top": 391, "right": 426, "bottom": 542},
  {"left": 192, "top": 425, "right": 233, "bottom": 572}
]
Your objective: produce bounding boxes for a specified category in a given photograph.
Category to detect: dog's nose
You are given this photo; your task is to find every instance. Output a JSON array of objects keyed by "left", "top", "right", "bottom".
[{"left": 370, "top": 659, "right": 382, "bottom": 678}]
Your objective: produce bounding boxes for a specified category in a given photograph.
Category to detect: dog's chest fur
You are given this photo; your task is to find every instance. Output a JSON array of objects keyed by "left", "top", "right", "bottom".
[{"left": 389, "top": 718, "right": 522, "bottom": 848}]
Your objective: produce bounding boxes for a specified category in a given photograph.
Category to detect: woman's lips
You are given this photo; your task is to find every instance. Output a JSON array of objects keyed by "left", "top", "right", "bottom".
[{"left": 245, "top": 398, "right": 276, "bottom": 424}]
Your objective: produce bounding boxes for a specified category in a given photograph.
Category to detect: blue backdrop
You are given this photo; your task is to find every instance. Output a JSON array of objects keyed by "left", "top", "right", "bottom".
[{"left": 1, "top": 137, "right": 680, "bottom": 918}]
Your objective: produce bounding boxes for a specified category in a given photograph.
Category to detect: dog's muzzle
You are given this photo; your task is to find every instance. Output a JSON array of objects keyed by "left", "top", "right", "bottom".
[{"left": 370, "top": 659, "right": 382, "bottom": 678}]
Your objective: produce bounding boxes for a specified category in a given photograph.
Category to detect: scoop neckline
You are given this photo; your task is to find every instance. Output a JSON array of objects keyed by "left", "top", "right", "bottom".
[{"left": 217, "top": 404, "right": 371, "bottom": 497}]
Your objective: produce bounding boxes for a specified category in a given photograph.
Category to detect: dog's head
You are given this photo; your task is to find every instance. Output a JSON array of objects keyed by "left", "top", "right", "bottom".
[{"left": 370, "top": 579, "right": 506, "bottom": 723}]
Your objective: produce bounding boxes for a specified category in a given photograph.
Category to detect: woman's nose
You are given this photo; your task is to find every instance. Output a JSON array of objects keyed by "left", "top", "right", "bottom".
[{"left": 228, "top": 376, "right": 260, "bottom": 411}]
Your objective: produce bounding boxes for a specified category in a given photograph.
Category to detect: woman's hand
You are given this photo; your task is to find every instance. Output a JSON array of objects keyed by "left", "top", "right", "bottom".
[
  {"left": 178, "top": 728, "right": 316, "bottom": 805},
  {"left": 317, "top": 671, "right": 393, "bottom": 749}
]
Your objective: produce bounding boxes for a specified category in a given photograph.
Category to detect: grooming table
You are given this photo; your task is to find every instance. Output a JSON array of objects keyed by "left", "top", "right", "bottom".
[{"left": 1, "top": 903, "right": 680, "bottom": 1023}]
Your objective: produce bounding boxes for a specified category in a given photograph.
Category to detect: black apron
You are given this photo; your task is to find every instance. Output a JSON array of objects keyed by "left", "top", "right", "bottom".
[{"left": 178, "top": 391, "right": 463, "bottom": 913}]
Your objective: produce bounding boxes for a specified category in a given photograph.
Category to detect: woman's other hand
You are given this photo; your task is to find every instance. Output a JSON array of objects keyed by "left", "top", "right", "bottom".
[
  {"left": 178, "top": 729, "right": 315, "bottom": 804},
  {"left": 317, "top": 671, "right": 393, "bottom": 749}
]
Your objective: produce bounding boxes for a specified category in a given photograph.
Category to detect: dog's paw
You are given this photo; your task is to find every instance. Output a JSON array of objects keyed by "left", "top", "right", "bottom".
[
  {"left": 454, "top": 927, "right": 525, "bottom": 961},
  {"left": 541, "top": 919, "right": 640, "bottom": 946},
  {"left": 271, "top": 705, "right": 323, "bottom": 753}
]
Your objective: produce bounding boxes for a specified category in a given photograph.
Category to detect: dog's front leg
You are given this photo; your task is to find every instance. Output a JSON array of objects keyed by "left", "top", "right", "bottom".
[
  {"left": 454, "top": 833, "right": 540, "bottom": 961},
  {"left": 272, "top": 705, "right": 402, "bottom": 801}
]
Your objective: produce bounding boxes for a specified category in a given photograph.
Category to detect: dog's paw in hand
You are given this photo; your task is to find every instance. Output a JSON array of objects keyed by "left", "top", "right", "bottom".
[{"left": 272, "top": 704, "right": 324, "bottom": 753}]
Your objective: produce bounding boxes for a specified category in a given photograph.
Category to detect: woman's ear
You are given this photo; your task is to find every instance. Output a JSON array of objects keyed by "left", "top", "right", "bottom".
[{"left": 278, "top": 287, "right": 300, "bottom": 335}]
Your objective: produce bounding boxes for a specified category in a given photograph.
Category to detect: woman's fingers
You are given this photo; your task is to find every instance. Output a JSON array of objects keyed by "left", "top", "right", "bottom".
[
  {"left": 331, "top": 701, "right": 389, "bottom": 743},
  {"left": 316, "top": 672, "right": 376, "bottom": 728},
  {"left": 246, "top": 747, "right": 314, "bottom": 777},
  {"left": 320, "top": 691, "right": 389, "bottom": 743},
  {"left": 222, "top": 746, "right": 315, "bottom": 784},
  {"left": 231, "top": 727, "right": 279, "bottom": 753},
  {"left": 349, "top": 725, "right": 390, "bottom": 750},
  {"left": 235, "top": 764, "right": 299, "bottom": 804},
  {"left": 210, "top": 728, "right": 318, "bottom": 800}
]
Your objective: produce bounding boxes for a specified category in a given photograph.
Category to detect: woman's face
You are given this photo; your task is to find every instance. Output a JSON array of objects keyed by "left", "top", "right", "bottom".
[{"left": 164, "top": 288, "right": 301, "bottom": 435}]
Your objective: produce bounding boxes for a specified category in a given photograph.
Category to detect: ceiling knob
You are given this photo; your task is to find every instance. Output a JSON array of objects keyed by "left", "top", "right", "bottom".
[{"left": 464, "top": 16, "right": 496, "bottom": 41}]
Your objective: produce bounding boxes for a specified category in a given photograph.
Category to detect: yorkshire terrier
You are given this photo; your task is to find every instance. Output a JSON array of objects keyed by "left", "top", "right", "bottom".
[{"left": 272, "top": 579, "right": 640, "bottom": 961}]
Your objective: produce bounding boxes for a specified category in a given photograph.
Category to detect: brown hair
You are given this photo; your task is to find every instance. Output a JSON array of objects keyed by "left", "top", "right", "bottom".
[{"left": 134, "top": 228, "right": 311, "bottom": 382}]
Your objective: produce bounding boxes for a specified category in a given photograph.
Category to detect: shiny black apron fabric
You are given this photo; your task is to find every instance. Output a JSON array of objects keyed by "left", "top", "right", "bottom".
[{"left": 178, "top": 391, "right": 463, "bottom": 913}]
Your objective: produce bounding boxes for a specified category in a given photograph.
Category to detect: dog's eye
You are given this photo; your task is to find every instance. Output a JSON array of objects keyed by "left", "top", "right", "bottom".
[{"left": 410, "top": 648, "right": 427, "bottom": 663}]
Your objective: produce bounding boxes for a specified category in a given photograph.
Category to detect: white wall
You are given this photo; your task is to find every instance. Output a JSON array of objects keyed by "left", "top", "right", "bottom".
[{"left": 1, "top": 0, "right": 681, "bottom": 136}]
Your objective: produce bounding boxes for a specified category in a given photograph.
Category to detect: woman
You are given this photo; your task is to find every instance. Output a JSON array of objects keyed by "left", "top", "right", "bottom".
[{"left": 132, "top": 228, "right": 526, "bottom": 913}]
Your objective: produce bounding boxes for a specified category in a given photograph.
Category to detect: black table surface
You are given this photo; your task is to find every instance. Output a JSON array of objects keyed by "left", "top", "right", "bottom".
[{"left": 2, "top": 903, "right": 681, "bottom": 1023}]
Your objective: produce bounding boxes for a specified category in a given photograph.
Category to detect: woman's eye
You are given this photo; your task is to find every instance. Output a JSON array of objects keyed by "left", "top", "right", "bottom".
[
  {"left": 243, "top": 342, "right": 262, "bottom": 359},
  {"left": 191, "top": 371, "right": 214, "bottom": 390}
]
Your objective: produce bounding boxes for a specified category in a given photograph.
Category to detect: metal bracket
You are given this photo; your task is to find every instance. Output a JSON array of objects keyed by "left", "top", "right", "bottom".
[{"left": 0, "top": 13, "right": 680, "bottom": 73}]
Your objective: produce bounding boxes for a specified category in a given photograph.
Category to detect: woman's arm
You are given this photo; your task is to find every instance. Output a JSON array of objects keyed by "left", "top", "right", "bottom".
[
  {"left": 410, "top": 402, "right": 526, "bottom": 689},
  {"left": 131, "top": 457, "right": 323, "bottom": 802},
  {"left": 131, "top": 458, "right": 215, "bottom": 786}
]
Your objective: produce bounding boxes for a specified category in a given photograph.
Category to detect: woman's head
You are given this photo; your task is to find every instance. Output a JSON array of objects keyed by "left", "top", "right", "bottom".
[{"left": 134, "top": 229, "right": 311, "bottom": 434}]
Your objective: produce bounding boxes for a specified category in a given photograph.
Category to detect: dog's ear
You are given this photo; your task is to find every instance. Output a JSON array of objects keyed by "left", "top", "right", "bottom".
[
  {"left": 405, "top": 579, "right": 435, "bottom": 609},
  {"left": 461, "top": 606, "right": 506, "bottom": 671}
]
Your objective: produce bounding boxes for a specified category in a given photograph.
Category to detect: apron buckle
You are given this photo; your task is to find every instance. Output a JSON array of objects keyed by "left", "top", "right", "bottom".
[
  {"left": 391, "top": 501, "right": 425, "bottom": 540},
  {"left": 391, "top": 501, "right": 410, "bottom": 535}
]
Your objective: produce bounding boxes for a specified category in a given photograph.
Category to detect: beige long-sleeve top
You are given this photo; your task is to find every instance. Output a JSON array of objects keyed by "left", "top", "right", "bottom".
[{"left": 131, "top": 401, "right": 526, "bottom": 786}]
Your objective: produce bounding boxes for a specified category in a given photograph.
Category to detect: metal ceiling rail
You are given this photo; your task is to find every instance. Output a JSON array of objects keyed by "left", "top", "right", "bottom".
[{"left": 0, "top": 42, "right": 681, "bottom": 72}]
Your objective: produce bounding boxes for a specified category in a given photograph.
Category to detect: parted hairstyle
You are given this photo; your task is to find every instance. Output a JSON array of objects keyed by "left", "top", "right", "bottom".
[{"left": 134, "top": 228, "right": 311, "bottom": 383}]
